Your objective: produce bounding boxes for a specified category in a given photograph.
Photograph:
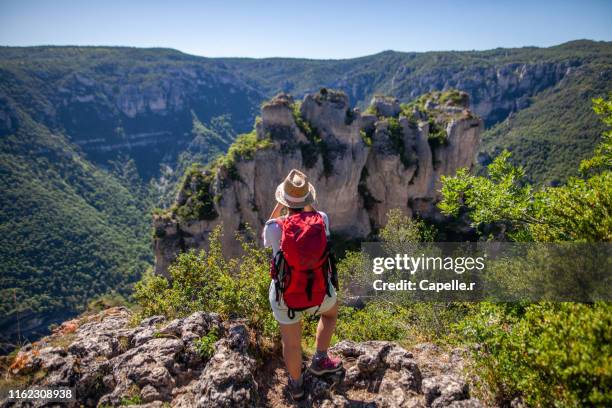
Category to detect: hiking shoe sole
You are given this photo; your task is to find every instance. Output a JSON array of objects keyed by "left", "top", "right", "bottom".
[
  {"left": 290, "top": 388, "right": 305, "bottom": 400},
  {"left": 308, "top": 362, "right": 343, "bottom": 376}
]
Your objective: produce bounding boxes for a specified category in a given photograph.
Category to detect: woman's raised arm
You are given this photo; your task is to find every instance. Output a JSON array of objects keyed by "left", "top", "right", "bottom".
[{"left": 270, "top": 202, "right": 285, "bottom": 219}]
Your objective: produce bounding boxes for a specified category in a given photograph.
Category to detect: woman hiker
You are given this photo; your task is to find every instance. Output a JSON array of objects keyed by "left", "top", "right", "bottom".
[{"left": 263, "top": 169, "right": 343, "bottom": 400}]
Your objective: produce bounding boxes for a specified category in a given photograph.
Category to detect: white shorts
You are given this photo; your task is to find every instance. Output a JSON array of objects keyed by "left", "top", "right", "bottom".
[{"left": 269, "top": 280, "right": 337, "bottom": 325}]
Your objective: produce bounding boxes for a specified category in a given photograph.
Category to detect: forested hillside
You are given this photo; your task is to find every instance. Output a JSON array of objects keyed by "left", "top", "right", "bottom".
[
  {"left": 0, "top": 104, "right": 151, "bottom": 351},
  {"left": 481, "top": 59, "right": 610, "bottom": 184}
]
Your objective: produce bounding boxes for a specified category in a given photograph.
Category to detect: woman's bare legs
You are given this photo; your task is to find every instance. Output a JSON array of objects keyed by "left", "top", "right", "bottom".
[
  {"left": 279, "top": 321, "right": 303, "bottom": 380},
  {"left": 279, "top": 302, "right": 339, "bottom": 380},
  {"left": 315, "top": 302, "right": 338, "bottom": 353}
]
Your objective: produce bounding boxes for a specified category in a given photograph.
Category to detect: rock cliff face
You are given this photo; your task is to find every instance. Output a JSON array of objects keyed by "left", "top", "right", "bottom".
[
  {"left": 383, "top": 60, "right": 577, "bottom": 127},
  {"left": 153, "top": 89, "right": 482, "bottom": 275},
  {"left": 1, "top": 307, "right": 483, "bottom": 407}
]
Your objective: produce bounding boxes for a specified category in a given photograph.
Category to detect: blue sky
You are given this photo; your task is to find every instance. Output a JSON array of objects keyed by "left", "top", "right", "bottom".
[{"left": 1, "top": 0, "right": 611, "bottom": 59}]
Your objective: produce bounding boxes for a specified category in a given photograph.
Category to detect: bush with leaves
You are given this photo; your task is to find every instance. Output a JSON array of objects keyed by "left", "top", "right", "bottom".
[
  {"left": 335, "top": 302, "right": 411, "bottom": 343},
  {"left": 453, "top": 302, "right": 612, "bottom": 406},
  {"left": 379, "top": 208, "right": 436, "bottom": 244},
  {"left": 194, "top": 328, "right": 220, "bottom": 360},
  {"left": 134, "top": 225, "right": 278, "bottom": 338},
  {"left": 439, "top": 96, "right": 612, "bottom": 406}
]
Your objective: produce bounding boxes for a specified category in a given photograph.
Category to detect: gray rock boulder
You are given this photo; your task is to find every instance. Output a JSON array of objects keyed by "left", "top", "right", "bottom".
[
  {"left": 422, "top": 375, "right": 470, "bottom": 408},
  {"left": 196, "top": 324, "right": 258, "bottom": 407}
]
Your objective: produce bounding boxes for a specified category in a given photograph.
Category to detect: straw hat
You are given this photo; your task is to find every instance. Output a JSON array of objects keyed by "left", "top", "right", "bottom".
[{"left": 275, "top": 169, "right": 317, "bottom": 208}]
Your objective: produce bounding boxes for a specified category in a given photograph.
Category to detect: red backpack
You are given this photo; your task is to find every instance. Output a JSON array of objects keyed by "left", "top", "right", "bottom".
[{"left": 270, "top": 211, "right": 338, "bottom": 319}]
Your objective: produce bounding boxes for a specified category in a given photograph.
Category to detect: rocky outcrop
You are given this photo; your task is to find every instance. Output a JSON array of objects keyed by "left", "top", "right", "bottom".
[
  {"left": 2, "top": 308, "right": 483, "bottom": 407},
  {"left": 2, "top": 308, "right": 256, "bottom": 408},
  {"left": 153, "top": 89, "right": 482, "bottom": 274}
]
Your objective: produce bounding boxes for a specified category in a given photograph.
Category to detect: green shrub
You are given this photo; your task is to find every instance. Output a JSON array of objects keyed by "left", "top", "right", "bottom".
[
  {"left": 332, "top": 209, "right": 459, "bottom": 344},
  {"left": 402, "top": 89, "right": 467, "bottom": 113},
  {"left": 217, "top": 130, "right": 273, "bottom": 179},
  {"left": 291, "top": 102, "right": 318, "bottom": 141},
  {"left": 194, "top": 328, "right": 220, "bottom": 359},
  {"left": 133, "top": 271, "right": 171, "bottom": 317},
  {"left": 427, "top": 118, "right": 448, "bottom": 148},
  {"left": 119, "top": 384, "right": 142, "bottom": 406},
  {"left": 438, "top": 97, "right": 612, "bottom": 406},
  {"left": 399, "top": 91, "right": 461, "bottom": 151},
  {"left": 438, "top": 89, "right": 469, "bottom": 106},
  {"left": 439, "top": 150, "right": 612, "bottom": 242},
  {"left": 134, "top": 225, "right": 278, "bottom": 338},
  {"left": 169, "top": 131, "right": 272, "bottom": 221},
  {"left": 172, "top": 164, "right": 218, "bottom": 221},
  {"left": 120, "top": 395, "right": 142, "bottom": 406},
  {"left": 335, "top": 249, "right": 369, "bottom": 302},
  {"left": 379, "top": 208, "right": 436, "bottom": 244},
  {"left": 335, "top": 302, "right": 410, "bottom": 342},
  {"left": 454, "top": 302, "right": 612, "bottom": 407},
  {"left": 359, "top": 128, "right": 373, "bottom": 146},
  {"left": 364, "top": 105, "right": 378, "bottom": 116},
  {"left": 399, "top": 104, "right": 420, "bottom": 126},
  {"left": 580, "top": 94, "right": 612, "bottom": 175}
]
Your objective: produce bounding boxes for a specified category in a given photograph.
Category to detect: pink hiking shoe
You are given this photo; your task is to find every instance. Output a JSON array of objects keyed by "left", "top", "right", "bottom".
[{"left": 309, "top": 354, "right": 343, "bottom": 376}]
